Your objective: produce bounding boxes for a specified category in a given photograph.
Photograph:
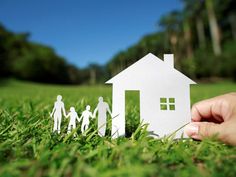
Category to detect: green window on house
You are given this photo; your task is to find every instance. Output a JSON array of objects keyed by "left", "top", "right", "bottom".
[{"left": 160, "top": 97, "right": 175, "bottom": 111}]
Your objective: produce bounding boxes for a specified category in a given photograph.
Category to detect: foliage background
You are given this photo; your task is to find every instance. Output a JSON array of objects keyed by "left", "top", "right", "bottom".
[{"left": 0, "top": 0, "right": 236, "bottom": 84}]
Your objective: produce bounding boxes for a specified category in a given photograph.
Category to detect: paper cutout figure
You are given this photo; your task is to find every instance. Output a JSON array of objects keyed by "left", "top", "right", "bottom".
[
  {"left": 106, "top": 53, "right": 196, "bottom": 138},
  {"left": 93, "top": 97, "right": 112, "bottom": 137},
  {"left": 80, "top": 105, "right": 94, "bottom": 135},
  {"left": 65, "top": 107, "right": 80, "bottom": 136},
  {"left": 50, "top": 95, "right": 66, "bottom": 134}
]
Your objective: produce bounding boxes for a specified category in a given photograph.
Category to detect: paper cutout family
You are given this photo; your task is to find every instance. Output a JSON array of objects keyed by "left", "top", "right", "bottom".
[
  {"left": 50, "top": 53, "right": 196, "bottom": 138},
  {"left": 50, "top": 96, "right": 112, "bottom": 136}
]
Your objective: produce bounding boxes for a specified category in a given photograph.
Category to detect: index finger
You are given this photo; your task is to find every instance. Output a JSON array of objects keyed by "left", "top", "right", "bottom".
[{"left": 191, "top": 96, "right": 230, "bottom": 123}]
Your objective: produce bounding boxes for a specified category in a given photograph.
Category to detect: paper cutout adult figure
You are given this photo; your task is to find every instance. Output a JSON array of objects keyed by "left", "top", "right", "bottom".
[
  {"left": 80, "top": 105, "right": 94, "bottom": 135},
  {"left": 93, "top": 97, "right": 112, "bottom": 137},
  {"left": 65, "top": 107, "right": 80, "bottom": 136},
  {"left": 50, "top": 95, "right": 66, "bottom": 134}
]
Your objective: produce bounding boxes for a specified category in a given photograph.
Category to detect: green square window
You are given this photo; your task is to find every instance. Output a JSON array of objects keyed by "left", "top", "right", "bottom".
[
  {"left": 160, "top": 104, "right": 167, "bottom": 110},
  {"left": 160, "top": 98, "right": 167, "bottom": 103},
  {"left": 169, "top": 98, "right": 175, "bottom": 103},
  {"left": 169, "top": 104, "right": 175, "bottom": 110}
]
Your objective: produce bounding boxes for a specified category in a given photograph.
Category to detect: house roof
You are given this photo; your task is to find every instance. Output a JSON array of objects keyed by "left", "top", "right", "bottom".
[{"left": 106, "top": 53, "right": 196, "bottom": 85}]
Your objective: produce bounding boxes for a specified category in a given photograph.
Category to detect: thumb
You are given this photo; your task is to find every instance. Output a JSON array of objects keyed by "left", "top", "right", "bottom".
[{"left": 184, "top": 122, "right": 222, "bottom": 140}]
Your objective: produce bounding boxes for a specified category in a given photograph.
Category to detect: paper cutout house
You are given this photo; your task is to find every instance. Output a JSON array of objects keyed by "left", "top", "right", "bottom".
[{"left": 106, "top": 53, "right": 196, "bottom": 138}]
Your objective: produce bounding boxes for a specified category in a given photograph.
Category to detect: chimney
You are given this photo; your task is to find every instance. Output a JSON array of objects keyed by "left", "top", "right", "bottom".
[{"left": 164, "top": 54, "right": 174, "bottom": 68}]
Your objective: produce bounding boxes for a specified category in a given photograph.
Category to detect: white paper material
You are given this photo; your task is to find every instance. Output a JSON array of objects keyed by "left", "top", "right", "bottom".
[
  {"left": 106, "top": 53, "right": 196, "bottom": 138},
  {"left": 94, "top": 97, "right": 112, "bottom": 137},
  {"left": 50, "top": 95, "right": 66, "bottom": 134}
]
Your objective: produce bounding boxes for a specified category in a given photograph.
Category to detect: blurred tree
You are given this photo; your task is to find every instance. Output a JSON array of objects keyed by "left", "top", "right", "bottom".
[
  {"left": 0, "top": 25, "right": 10, "bottom": 77},
  {"left": 183, "top": 0, "right": 206, "bottom": 49},
  {"left": 182, "top": 13, "right": 193, "bottom": 59},
  {"left": 88, "top": 64, "right": 97, "bottom": 85},
  {"left": 205, "top": 0, "right": 222, "bottom": 56},
  {"left": 107, "top": 0, "right": 236, "bottom": 82},
  {"left": 0, "top": 24, "right": 82, "bottom": 84},
  {"left": 1, "top": 0, "right": 236, "bottom": 84},
  {"left": 87, "top": 63, "right": 108, "bottom": 84},
  {"left": 228, "top": 13, "right": 236, "bottom": 40},
  {"left": 214, "top": 0, "right": 236, "bottom": 40},
  {"left": 106, "top": 33, "right": 167, "bottom": 77},
  {"left": 159, "top": 11, "right": 182, "bottom": 58}
]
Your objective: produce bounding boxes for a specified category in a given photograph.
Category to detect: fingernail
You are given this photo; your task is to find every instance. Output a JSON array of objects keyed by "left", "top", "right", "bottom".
[{"left": 184, "top": 123, "right": 199, "bottom": 137}]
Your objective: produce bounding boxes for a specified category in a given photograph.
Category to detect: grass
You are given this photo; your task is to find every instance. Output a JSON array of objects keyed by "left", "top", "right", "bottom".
[{"left": 0, "top": 79, "right": 236, "bottom": 177}]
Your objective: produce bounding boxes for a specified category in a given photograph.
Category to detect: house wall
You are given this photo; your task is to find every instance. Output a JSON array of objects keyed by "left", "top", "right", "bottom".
[
  {"left": 110, "top": 79, "right": 192, "bottom": 138},
  {"left": 140, "top": 84, "right": 191, "bottom": 138},
  {"left": 111, "top": 83, "right": 125, "bottom": 138}
]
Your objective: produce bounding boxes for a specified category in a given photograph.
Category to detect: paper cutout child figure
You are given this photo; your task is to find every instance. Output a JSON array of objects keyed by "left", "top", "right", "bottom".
[
  {"left": 80, "top": 105, "right": 94, "bottom": 135},
  {"left": 65, "top": 107, "right": 80, "bottom": 136},
  {"left": 93, "top": 97, "right": 112, "bottom": 137},
  {"left": 50, "top": 95, "right": 66, "bottom": 134}
]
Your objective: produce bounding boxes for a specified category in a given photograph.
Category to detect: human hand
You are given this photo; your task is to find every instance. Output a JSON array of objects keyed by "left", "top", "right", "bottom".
[{"left": 184, "top": 92, "right": 236, "bottom": 146}]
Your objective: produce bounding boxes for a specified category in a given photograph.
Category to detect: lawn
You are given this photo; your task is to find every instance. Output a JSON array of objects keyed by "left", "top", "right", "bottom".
[{"left": 0, "top": 80, "right": 236, "bottom": 177}]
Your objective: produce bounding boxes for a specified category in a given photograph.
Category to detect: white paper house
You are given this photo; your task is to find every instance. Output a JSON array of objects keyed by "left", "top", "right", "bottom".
[{"left": 106, "top": 53, "right": 196, "bottom": 138}]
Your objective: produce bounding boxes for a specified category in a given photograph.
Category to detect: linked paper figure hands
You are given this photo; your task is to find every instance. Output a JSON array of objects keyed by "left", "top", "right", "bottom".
[
  {"left": 80, "top": 105, "right": 94, "bottom": 135},
  {"left": 50, "top": 95, "right": 66, "bottom": 134},
  {"left": 66, "top": 107, "right": 79, "bottom": 137},
  {"left": 93, "top": 97, "right": 112, "bottom": 137}
]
